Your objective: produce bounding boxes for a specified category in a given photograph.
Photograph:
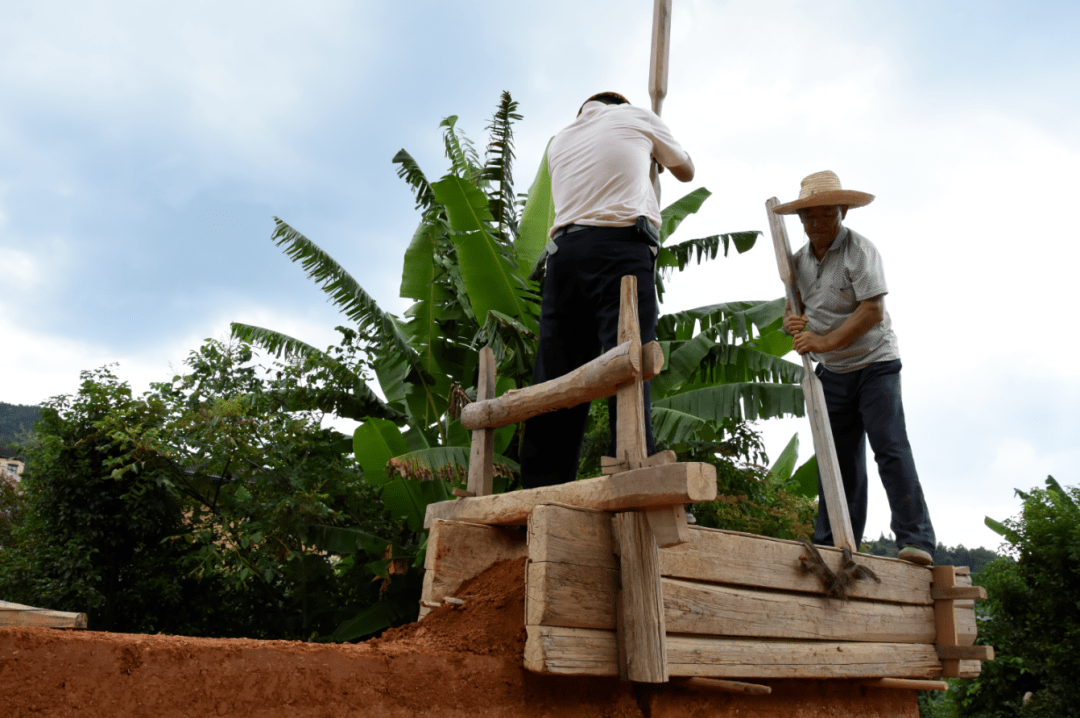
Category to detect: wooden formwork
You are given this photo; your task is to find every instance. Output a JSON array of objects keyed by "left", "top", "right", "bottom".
[
  {"left": 421, "top": 506, "right": 990, "bottom": 681},
  {"left": 419, "top": 275, "right": 991, "bottom": 684}
]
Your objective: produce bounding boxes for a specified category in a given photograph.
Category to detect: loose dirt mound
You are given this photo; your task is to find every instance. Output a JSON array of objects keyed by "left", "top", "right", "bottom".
[{"left": 0, "top": 557, "right": 916, "bottom": 717}]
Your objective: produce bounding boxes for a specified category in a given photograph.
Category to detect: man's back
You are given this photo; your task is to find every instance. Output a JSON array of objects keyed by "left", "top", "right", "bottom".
[{"left": 547, "top": 102, "right": 688, "bottom": 233}]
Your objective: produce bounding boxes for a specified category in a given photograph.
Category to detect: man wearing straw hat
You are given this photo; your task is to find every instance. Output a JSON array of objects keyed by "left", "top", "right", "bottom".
[
  {"left": 774, "top": 170, "right": 936, "bottom": 566},
  {"left": 519, "top": 91, "right": 695, "bottom": 488}
]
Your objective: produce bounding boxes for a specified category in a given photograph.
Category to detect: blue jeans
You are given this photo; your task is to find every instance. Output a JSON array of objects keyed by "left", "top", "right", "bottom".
[
  {"left": 520, "top": 226, "right": 657, "bottom": 488},
  {"left": 813, "top": 359, "right": 936, "bottom": 553}
]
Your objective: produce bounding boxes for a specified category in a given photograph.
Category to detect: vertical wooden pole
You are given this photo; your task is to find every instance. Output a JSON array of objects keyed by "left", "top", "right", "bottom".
[
  {"left": 765, "top": 197, "right": 857, "bottom": 553},
  {"left": 933, "top": 565, "right": 961, "bottom": 678},
  {"left": 467, "top": 346, "right": 496, "bottom": 497},
  {"left": 614, "top": 511, "right": 668, "bottom": 683},
  {"left": 615, "top": 276, "right": 646, "bottom": 470},
  {"left": 648, "top": 0, "right": 673, "bottom": 201}
]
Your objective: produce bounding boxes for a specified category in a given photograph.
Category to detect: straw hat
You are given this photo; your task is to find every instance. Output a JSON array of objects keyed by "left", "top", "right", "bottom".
[{"left": 771, "top": 171, "right": 875, "bottom": 215}]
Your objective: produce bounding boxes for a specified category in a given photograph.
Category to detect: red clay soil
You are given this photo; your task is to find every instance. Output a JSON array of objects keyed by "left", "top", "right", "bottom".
[{"left": 0, "top": 558, "right": 917, "bottom": 717}]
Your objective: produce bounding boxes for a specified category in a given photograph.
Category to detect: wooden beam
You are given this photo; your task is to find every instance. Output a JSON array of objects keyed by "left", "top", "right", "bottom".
[
  {"left": 459, "top": 340, "right": 642, "bottom": 430},
  {"left": 936, "top": 645, "right": 994, "bottom": 661},
  {"left": 424, "top": 461, "right": 717, "bottom": 528},
  {"left": 601, "top": 448, "right": 676, "bottom": 476},
  {"left": 614, "top": 511, "right": 668, "bottom": 683},
  {"left": 0, "top": 600, "right": 87, "bottom": 629},
  {"left": 932, "top": 565, "right": 961, "bottom": 678},
  {"left": 675, "top": 677, "right": 772, "bottom": 695},
  {"left": 641, "top": 340, "right": 665, "bottom": 381},
  {"left": 931, "top": 585, "right": 987, "bottom": 601},
  {"left": 766, "top": 197, "right": 856, "bottom": 552},
  {"left": 466, "top": 346, "right": 496, "bottom": 496},
  {"left": 864, "top": 678, "right": 948, "bottom": 691},
  {"left": 525, "top": 626, "right": 945, "bottom": 679}
]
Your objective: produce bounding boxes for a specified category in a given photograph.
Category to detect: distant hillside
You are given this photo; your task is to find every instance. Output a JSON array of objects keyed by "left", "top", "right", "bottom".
[
  {"left": 0, "top": 402, "right": 40, "bottom": 456},
  {"left": 863, "top": 534, "right": 1000, "bottom": 574}
]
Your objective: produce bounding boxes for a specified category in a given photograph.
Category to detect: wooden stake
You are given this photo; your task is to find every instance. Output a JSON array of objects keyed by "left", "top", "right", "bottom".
[
  {"left": 614, "top": 276, "right": 646, "bottom": 471},
  {"left": 864, "top": 678, "right": 948, "bottom": 691},
  {"left": 467, "top": 346, "right": 496, "bottom": 496},
  {"left": 614, "top": 511, "right": 668, "bottom": 683},
  {"left": 676, "top": 677, "right": 772, "bottom": 695},
  {"left": 765, "top": 197, "right": 856, "bottom": 552}
]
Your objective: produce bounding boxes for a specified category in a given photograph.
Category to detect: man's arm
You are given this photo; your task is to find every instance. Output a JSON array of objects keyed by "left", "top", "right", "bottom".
[
  {"left": 792, "top": 295, "right": 885, "bottom": 355},
  {"left": 668, "top": 156, "right": 694, "bottom": 182}
]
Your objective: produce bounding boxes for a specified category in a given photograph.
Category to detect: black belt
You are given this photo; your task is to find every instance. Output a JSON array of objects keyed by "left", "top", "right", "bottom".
[{"left": 551, "top": 217, "right": 660, "bottom": 245}]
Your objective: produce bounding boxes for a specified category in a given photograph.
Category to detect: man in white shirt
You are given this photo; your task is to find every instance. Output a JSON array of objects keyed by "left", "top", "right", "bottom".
[{"left": 520, "top": 92, "right": 695, "bottom": 488}]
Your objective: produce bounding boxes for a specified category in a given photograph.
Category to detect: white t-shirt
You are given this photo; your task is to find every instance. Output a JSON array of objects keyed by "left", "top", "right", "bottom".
[{"left": 546, "top": 102, "right": 690, "bottom": 238}]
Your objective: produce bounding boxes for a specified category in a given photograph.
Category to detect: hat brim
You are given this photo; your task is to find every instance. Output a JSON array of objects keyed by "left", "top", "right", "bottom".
[{"left": 771, "top": 190, "right": 875, "bottom": 215}]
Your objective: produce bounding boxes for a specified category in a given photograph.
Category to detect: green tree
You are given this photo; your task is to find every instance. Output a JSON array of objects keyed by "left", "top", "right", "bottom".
[{"left": 952, "top": 477, "right": 1080, "bottom": 717}]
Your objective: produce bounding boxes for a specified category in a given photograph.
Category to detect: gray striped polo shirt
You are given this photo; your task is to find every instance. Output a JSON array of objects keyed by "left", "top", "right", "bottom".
[{"left": 792, "top": 226, "right": 900, "bottom": 372}]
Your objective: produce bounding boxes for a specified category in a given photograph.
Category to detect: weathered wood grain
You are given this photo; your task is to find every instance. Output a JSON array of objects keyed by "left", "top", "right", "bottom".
[
  {"left": 525, "top": 626, "right": 945, "bottom": 679},
  {"left": 663, "top": 578, "right": 936, "bottom": 643},
  {"left": 614, "top": 510, "right": 668, "bottom": 682},
  {"left": 0, "top": 600, "right": 86, "bottom": 629},
  {"left": 614, "top": 276, "right": 647, "bottom": 473},
  {"left": 467, "top": 346, "right": 496, "bottom": 497},
  {"left": 933, "top": 565, "right": 961, "bottom": 678},
  {"left": 523, "top": 505, "right": 933, "bottom": 604},
  {"left": 459, "top": 341, "right": 638, "bottom": 431},
  {"left": 423, "top": 462, "right": 717, "bottom": 528},
  {"left": 526, "top": 561, "right": 617, "bottom": 629}
]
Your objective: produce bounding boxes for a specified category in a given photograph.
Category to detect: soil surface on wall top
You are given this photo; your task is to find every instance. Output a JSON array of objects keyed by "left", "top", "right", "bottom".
[{"left": 0, "top": 558, "right": 917, "bottom": 717}]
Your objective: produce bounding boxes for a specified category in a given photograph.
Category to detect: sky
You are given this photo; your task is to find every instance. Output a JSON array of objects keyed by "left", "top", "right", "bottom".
[{"left": 2, "top": 0, "right": 1078, "bottom": 551}]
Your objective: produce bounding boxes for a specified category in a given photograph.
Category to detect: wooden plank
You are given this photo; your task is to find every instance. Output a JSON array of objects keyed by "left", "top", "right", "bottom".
[
  {"left": 0, "top": 600, "right": 87, "bottom": 629},
  {"left": 615, "top": 276, "right": 647, "bottom": 472},
  {"left": 936, "top": 645, "right": 994, "bottom": 661},
  {"left": 459, "top": 340, "right": 639, "bottom": 430},
  {"left": 932, "top": 565, "right": 961, "bottom": 678},
  {"left": 524, "top": 626, "right": 945, "bottom": 679},
  {"left": 663, "top": 578, "right": 936, "bottom": 643},
  {"left": 466, "top": 346, "right": 495, "bottom": 496},
  {"left": 864, "top": 678, "right": 948, "bottom": 691},
  {"left": 523, "top": 505, "right": 932, "bottom": 604},
  {"left": 666, "top": 527, "right": 932, "bottom": 604},
  {"left": 766, "top": 197, "right": 855, "bottom": 552},
  {"left": 424, "top": 461, "right": 717, "bottom": 528},
  {"left": 614, "top": 511, "right": 668, "bottom": 683},
  {"left": 419, "top": 519, "right": 527, "bottom": 618},
  {"left": 526, "top": 561, "right": 618, "bottom": 629},
  {"left": 527, "top": 504, "right": 614, "bottom": 568}
]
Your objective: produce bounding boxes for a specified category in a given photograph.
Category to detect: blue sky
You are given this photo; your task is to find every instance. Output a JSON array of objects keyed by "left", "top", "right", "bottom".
[{"left": 3, "top": 0, "right": 1078, "bottom": 550}]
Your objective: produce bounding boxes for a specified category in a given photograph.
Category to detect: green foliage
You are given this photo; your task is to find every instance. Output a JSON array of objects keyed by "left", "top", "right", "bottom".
[
  {"left": 949, "top": 477, "right": 1080, "bottom": 717},
  {"left": 0, "top": 344, "right": 422, "bottom": 641}
]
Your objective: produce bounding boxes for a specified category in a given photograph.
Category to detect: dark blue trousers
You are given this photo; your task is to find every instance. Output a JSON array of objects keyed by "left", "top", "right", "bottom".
[
  {"left": 520, "top": 226, "right": 657, "bottom": 488},
  {"left": 813, "top": 359, "right": 936, "bottom": 553}
]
